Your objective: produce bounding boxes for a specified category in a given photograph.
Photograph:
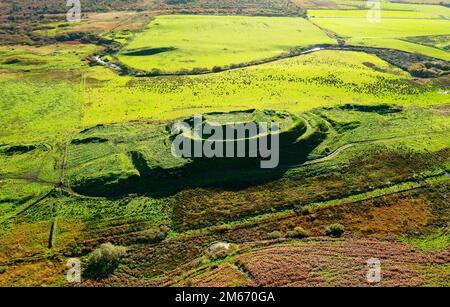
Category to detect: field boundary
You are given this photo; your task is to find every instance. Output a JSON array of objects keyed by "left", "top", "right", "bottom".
[{"left": 93, "top": 44, "right": 449, "bottom": 77}]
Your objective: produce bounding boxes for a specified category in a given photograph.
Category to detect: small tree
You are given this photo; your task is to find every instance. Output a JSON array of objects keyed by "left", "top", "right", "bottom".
[
  {"left": 325, "top": 223, "right": 345, "bottom": 237},
  {"left": 84, "top": 243, "right": 127, "bottom": 279}
]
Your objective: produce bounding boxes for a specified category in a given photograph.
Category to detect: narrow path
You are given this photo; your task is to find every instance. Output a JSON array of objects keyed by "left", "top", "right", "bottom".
[{"left": 299, "top": 131, "right": 450, "bottom": 167}]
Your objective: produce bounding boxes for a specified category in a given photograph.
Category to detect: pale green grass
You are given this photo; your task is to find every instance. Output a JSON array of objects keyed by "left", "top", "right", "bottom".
[
  {"left": 0, "top": 179, "right": 53, "bottom": 224},
  {"left": 347, "top": 37, "right": 450, "bottom": 60},
  {"left": 32, "top": 22, "right": 77, "bottom": 37},
  {"left": 118, "top": 15, "right": 335, "bottom": 73},
  {"left": 0, "top": 44, "right": 97, "bottom": 144},
  {"left": 308, "top": 9, "right": 443, "bottom": 19},
  {"left": 391, "top": 0, "right": 450, "bottom": 3},
  {"left": 0, "top": 44, "right": 99, "bottom": 72},
  {"left": 65, "top": 153, "right": 139, "bottom": 187},
  {"left": 308, "top": 2, "right": 450, "bottom": 17},
  {"left": 0, "top": 146, "right": 55, "bottom": 180},
  {"left": 403, "top": 34, "right": 450, "bottom": 51},
  {"left": 311, "top": 17, "right": 450, "bottom": 38},
  {"left": 380, "top": 3, "right": 450, "bottom": 18},
  {"left": 51, "top": 193, "right": 171, "bottom": 228},
  {"left": 309, "top": 106, "right": 450, "bottom": 157},
  {"left": 83, "top": 50, "right": 448, "bottom": 126},
  {"left": 0, "top": 78, "right": 83, "bottom": 144},
  {"left": 310, "top": 11, "right": 450, "bottom": 59},
  {"left": 305, "top": 1, "right": 450, "bottom": 13}
]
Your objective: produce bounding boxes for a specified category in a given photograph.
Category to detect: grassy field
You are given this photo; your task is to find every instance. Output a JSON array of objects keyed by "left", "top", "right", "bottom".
[
  {"left": 311, "top": 16, "right": 450, "bottom": 38},
  {"left": 310, "top": 3, "right": 450, "bottom": 17},
  {"left": 347, "top": 37, "right": 450, "bottom": 60},
  {"left": 84, "top": 50, "right": 448, "bottom": 125},
  {"left": 33, "top": 11, "right": 150, "bottom": 38},
  {"left": 0, "top": 43, "right": 99, "bottom": 73},
  {"left": 158, "top": 237, "right": 450, "bottom": 287},
  {"left": 309, "top": 9, "right": 446, "bottom": 19},
  {"left": 309, "top": 6, "right": 450, "bottom": 60},
  {"left": 0, "top": 0, "right": 449, "bottom": 287},
  {"left": 117, "top": 15, "right": 335, "bottom": 73}
]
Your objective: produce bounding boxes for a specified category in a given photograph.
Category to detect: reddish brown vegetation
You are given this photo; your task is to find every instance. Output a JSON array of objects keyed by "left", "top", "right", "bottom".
[{"left": 164, "top": 237, "right": 449, "bottom": 287}]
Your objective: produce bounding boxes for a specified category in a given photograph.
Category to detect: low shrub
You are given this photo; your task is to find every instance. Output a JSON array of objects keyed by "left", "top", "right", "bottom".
[
  {"left": 83, "top": 243, "right": 127, "bottom": 279},
  {"left": 267, "top": 230, "right": 282, "bottom": 239},
  {"left": 409, "top": 63, "right": 441, "bottom": 78},
  {"left": 286, "top": 226, "right": 309, "bottom": 239},
  {"left": 325, "top": 223, "right": 345, "bottom": 237},
  {"left": 154, "top": 231, "right": 167, "bottom": 241}
]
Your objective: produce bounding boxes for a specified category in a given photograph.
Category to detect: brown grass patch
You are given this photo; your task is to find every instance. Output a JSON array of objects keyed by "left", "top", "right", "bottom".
[
  {"left": 341, "top": 198, "right": 432, "bottom": 235},
  {"left": 215, "top": 187, "right": 445, "bottom": 245},
  {"left": 176, "top": 262, "right": 253, "bottom": 287},
  {"left": 68, "top": 11, "right": 150, "bottom": 34},
  {"left": 0, "top": 221, "right": 52, "bottom": 263},
  {"left": 0, "top": 259, "right": 65, "bottom": 286},
  {"left": 182, "top": 237, "right": 450, "bottom": 287}
]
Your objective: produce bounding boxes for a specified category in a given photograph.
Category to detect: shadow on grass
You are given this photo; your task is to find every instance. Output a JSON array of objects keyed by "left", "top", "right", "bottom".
[
  {"left": 71, "top": 127, "right": 327, "bottom": 198},
  {"left": 121, "top": 47, "right": 176, "bottom": 56}
]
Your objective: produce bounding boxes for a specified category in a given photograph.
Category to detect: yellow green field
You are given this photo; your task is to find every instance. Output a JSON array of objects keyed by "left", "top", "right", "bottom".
[
  {"left": 84, "top": 50, "right": 449, "bottom": 126},
  {"left": 118, "top": 15, "right": 335, "bottom": 73},
  {"left": 0, "top": 0, "right": 449, "bottom": 288},
  {"left": 309, "top": 7, "right": 450, "bottom": 60},
  {"left": 311, "top": 16, "right": 450, "bottom": 38}
]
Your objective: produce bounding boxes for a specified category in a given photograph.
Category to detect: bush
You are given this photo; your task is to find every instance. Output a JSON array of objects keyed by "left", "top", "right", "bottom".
[
  {"left": 286, "top": 227, "right": 309, "bottom": 239},
  {"left": 84, "top": 243, "right": 127, "bottom": 279},
  {"left": 150, "top": 68, "right": 162, "bottom": 75},
  {"left": 325, "top": 223, "right": 345, "bottom": 237},
  {"left": 212, "top": 66, "right": 222, "bottom": 73},
  {"left": 192, "top": 67, "right": 208, "bottom": 74},
  {"left": 267, "top": 231, "right": 282, "bottom": 239},
  {"left": 408, "top": 63, "right": 440, "bottom": 78},
  {"left": 154, "top": 231, "right": 167, "bottom": 241}
]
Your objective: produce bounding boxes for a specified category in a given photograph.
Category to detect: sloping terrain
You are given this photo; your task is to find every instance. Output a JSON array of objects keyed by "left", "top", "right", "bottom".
[
  {"left": 117, "top": 15, "right": 335, "bottom": 73},
  {"left": 159, "top": 237, "right": 450, "bottom": 287},
  {"left": 0, "top": 0, "right": 449, "bottom": 287}
]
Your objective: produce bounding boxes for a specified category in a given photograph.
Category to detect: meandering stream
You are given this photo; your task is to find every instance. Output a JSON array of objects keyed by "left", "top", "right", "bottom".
[
  {"left": 92, "top": 44, "right": 447, "bottom": 77},
  {"left": 92, "top": 46, "right": 327, "bottom": 76},
  {"left": 93, "top": 55, "right": 121, "bottom": 70}
]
